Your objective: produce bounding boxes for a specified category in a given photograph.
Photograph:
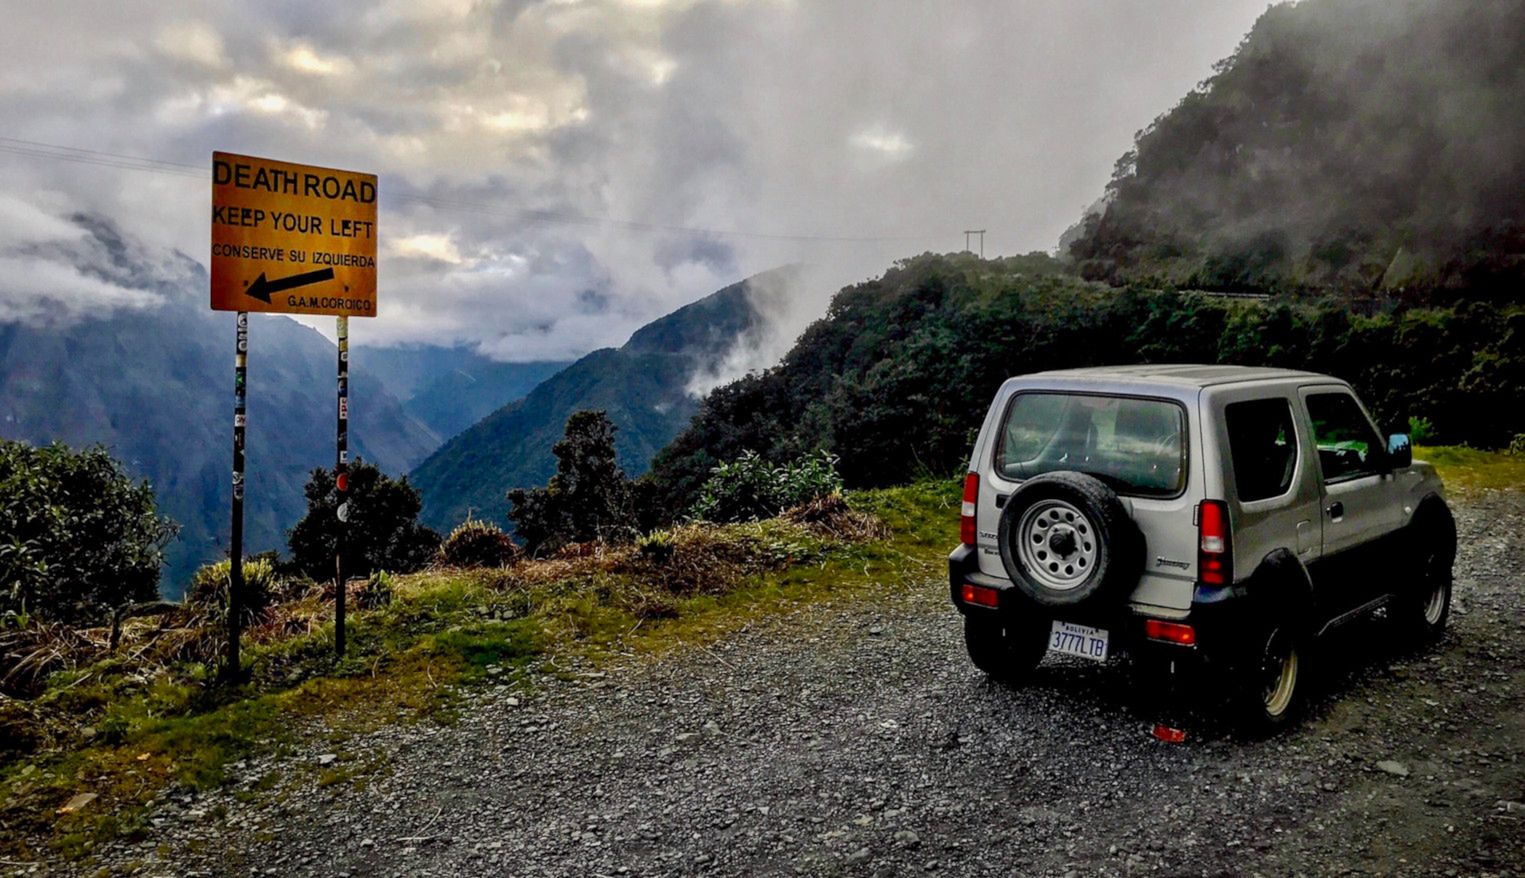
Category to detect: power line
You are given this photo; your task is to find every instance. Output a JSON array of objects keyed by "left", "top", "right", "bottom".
[{"left": 0, "top": 136, "right": 930, "bottom": 245}]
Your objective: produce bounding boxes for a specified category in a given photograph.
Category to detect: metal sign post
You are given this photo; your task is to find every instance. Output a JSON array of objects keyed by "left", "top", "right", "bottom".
[
  {"left": 224, "top": 311, "right": 249, "bottom": 682},
  {"left": 335, "top": 315, "right": 349, "bottom": 658}
]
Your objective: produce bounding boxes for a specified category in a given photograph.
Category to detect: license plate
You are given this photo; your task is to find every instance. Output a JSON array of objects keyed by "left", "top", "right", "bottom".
[{"left": 1049, "top": 620, "right": 1109, "bottom": 662}]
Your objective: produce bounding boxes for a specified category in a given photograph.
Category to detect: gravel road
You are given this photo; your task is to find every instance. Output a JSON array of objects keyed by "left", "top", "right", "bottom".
[{"left": 42, "top": 492, "right": 1525, "bottom": 877}]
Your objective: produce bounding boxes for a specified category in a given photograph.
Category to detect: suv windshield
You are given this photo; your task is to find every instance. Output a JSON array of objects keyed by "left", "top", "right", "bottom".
[{"left": 995, "top": 392, "right": 1186, "bottom": 496}]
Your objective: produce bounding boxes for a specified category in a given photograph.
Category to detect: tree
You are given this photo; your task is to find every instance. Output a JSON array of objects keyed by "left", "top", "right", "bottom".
[
  {"left": 0, "top": 440, "right": 178, "bottom": 626},
  {"left": 507, "top": 411, "right": 635, "bottom": 555},
  {"left": 287, "top": 460, "right": 440, "bottom": 580}
]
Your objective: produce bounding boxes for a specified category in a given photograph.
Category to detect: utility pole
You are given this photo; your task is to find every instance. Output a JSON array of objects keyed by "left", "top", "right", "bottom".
[{"left": 963, "top": 229, "right": 986, "bottom": 259}]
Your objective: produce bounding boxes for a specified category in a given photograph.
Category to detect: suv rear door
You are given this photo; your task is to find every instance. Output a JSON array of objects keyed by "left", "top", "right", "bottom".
[
  {"left": 1214, "top": 390, "right": 1322, "bottom": 575},
  {"left": 1298, "top": 386, "right": 1401, "bottom": 603}
]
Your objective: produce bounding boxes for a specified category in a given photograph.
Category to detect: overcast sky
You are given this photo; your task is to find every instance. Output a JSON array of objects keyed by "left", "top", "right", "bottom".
[{"left": 0, "top": 0, "right": 1270, "bottom": 360}]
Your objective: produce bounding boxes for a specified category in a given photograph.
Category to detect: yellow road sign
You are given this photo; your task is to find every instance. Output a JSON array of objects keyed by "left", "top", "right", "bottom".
[{"left": 210, "top": 152, "right": 378, "bottom": 316}]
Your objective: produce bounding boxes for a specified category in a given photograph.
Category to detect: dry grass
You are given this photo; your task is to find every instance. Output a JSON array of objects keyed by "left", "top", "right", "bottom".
[
  {"left": 0, "top": 623, "right": 99, "bottom": 698},
  {"left": 783, "top": 492, "right": 892, "bottom": 542}
]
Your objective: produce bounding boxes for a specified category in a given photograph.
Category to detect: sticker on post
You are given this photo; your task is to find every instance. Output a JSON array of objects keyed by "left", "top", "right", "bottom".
[{"left": 1048, "top": 620, "right": 1109, "bottom": 662}]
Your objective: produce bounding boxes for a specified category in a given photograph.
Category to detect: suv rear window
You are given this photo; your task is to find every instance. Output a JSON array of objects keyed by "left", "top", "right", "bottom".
[
  {"left": 1225, "top": 398, "right": 1297, "bottom": 501},
  {"left": 995, "top": 393, "right": 1186, "bottom": 497}
]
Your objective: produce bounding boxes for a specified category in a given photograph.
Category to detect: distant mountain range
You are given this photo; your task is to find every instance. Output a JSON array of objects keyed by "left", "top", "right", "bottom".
[
  {"left": 409, "top": 270, "right": 785, "bottom": 532},
  {"left": 356, "top": 346, "right": 569, "bottom": 441},
  {"left": 0, "top": 216, "right": 437, "bottom": 596},
  {"left": 0, "top": 215, "right": 786, "bottom": 593}
]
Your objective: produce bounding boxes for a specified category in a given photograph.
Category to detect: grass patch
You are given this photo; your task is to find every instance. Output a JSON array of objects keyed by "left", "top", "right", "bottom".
[
  {"left": 0, "top": 482, "right": 960, "bottom": 863},
  {"left": 1418, "top": 445, "right": 1525, "bottom": 492}
]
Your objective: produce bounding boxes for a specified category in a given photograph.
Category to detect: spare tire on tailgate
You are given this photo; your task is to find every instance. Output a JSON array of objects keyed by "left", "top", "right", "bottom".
[{"left": 996, "top": 471, "right": 1142, "bottom": 608}]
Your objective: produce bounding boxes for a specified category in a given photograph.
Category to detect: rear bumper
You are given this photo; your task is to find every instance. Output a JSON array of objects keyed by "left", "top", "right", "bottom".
[{"left": 948, "top": 544, "right": 1258, "bottom": 668}]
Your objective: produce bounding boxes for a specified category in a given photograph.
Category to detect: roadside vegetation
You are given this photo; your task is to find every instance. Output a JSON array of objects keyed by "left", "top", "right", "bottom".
[
  {"left": 0, "top": 419, "right": 955, "bottom": 861},
  {"left": 1418, "top": 445, "right": 1525, "bottom": 494}
]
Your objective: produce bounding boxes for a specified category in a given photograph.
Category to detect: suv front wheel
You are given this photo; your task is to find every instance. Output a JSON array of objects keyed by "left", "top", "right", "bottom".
[
  {"left": 1391, "top": 503, "right": 1456, "bottom": 644},
  {"left": 964, "top": 616, "right": 1048, "bottom": 682}
]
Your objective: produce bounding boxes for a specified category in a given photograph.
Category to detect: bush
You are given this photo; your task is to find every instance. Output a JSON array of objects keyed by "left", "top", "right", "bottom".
[
  {"left": 1407, "top": 415, "right": 1436, "bottom": 445},
  {"left": 186, "top": 558, "right": 281, "bottom": 626},
  {"left": 636, "top": 530, "right": 677, "bottom": 564},
  {"left": 288, "top": 460, "right": 441, "bottom": 580},
  {"left": 355, "top": 570, "right": 396, "bottom": 610},
  {"left": 0, "top": 440, "right": 179, "bottom": 626},
  {"left": 438, "top": 519, "right": 519, "bottom": 569},
  {"left": 688, "top": 450, "right": 844, "bottom": 523},
  {"left": 508, "top": 411, "right": 637, "bottom": 555}
]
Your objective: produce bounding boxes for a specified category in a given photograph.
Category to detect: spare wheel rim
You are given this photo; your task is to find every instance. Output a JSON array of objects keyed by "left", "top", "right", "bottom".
[{"left": 1015, "top": 498, "right": 1099, "bottom": 592}]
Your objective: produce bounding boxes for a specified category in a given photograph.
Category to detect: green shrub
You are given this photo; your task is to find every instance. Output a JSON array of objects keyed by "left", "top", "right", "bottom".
[
  {"left": 185, "top": 558, "right": 281, "bottom": 625},
  {"left": 687, "top": 450, "right": 844, "bottom": 523},
  {"left": 355, "top": 570, "right": 396, "bottom": 610},
  {"left": 1407, "top": 415, "right": 1436, "bottom": 444},
  {"left": 287, "top": 460, "right": 441, "bottom": 580},
  {"left": 0, "top": 440, "right": 178, "bottom": 626},
  {"left": 508, "top": 411, "right": 637, "bottom": 554},
  {"left": 438, "top": 519, "right": 518, "bottom": 569},
  {"left": 636, "top": 529, "right": 677, "bottom": 564}
]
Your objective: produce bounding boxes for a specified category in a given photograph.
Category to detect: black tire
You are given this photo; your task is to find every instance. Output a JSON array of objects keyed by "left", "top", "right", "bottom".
[
  {"left": 1233, "top": 619, "right": 1311, "bottom": 733},
  {"left": 963, "top": 615, "right": 1048, "bottom": 682},
  {"left": 996, "top": 472, "right": 1142, "bottom": 609},
  {"left": 1391, "top": 501, "right": 1456, "bottom": 644}
]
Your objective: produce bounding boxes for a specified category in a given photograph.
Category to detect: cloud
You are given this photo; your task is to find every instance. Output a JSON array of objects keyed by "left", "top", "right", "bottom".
[
  {"left": 0, "top": 202, "right": 198, "bottom": 328},
  {"left": 683, "top": 265, "right": 822, "bottom": 397},
  {"left": 0, "top": 0, "right": 1273, "bottom": 362},
  {"left": 850, "top": 126, "right": 914, "bottom": 161}
]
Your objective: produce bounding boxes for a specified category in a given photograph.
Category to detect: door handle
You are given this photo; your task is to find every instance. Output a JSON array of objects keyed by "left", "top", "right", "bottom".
[{"left": 1327, "top": 501, "right": 1344, "bottom": 519}]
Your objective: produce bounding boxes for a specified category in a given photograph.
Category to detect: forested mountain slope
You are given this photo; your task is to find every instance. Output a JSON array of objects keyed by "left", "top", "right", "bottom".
[
  {"left": 643, "top": 254, "right": 1523, "bottom": 515},
  {"left": 410, "top": 271, "right": 784, "bottom": 531},
  {"left": 1067, "top": 0, "right": 1525, "bottom": 299}
]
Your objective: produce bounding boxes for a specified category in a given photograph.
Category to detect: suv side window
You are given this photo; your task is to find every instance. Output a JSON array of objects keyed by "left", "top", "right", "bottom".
[
  {"left": 1225, "top": 398, "right": 1297, "bottom": 501},
  {"left": 1306, "top": 391, "right": 1383, "bottom": 483}
]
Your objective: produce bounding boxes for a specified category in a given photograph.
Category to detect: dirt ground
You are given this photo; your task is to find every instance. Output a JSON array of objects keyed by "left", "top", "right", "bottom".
[{"left": 24, "top": 490, "right": 1525, "bottom": 877}]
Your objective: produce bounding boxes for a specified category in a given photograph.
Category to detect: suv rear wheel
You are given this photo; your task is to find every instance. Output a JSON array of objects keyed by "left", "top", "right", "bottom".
[
  {"left": 963, "top": 616, "right": 1047, "bottom": 682},
  {"left": 1235, "top": 621, "right": 1309, "bottom": 732}
]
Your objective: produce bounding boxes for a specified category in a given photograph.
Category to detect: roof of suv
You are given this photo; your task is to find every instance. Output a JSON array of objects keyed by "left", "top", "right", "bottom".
[{"left": 1018, "top": 364, "right": 1335, "bottom": 389}]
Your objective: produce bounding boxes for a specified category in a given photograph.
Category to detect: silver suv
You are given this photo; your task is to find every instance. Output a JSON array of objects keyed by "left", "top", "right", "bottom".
[{"left": 948, "top": 365, "right": 1456, "bottom": 730}]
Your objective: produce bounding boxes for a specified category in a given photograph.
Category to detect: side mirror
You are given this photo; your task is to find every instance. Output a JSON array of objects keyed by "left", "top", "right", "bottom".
[{"left": 1386, "top": 433, "right": 1412, "bottom": 469}]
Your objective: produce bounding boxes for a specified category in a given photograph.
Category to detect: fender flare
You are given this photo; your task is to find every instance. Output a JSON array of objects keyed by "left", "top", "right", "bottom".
[
  {"left": 1411, "top": 492, "right": 1455, "bottom": 537},
  {"left": 1241, "top": 548, "right": 1317, "bottom": 630},
  {"left": 1404, "top": 492, "right": 1457, "bottom": 585}
]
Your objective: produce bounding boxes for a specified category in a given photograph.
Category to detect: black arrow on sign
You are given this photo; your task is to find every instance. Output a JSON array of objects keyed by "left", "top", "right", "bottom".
[{"left": 246, "top": 267, "right": 336, "bottom": 303}]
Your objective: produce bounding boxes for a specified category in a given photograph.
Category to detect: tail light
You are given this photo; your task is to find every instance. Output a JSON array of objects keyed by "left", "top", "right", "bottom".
[
  {"left": 1144, "top": 619, "right": 1197, "bottom": 645},
  {"left": 1197, "top": 499, "right": 1232, "bottom": 586},
  {"left": 960, "top": 583, "right": 999, "bottom": 608},
  {"left": 960, "top": 472, "right": 979, "bottom": 546}
]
